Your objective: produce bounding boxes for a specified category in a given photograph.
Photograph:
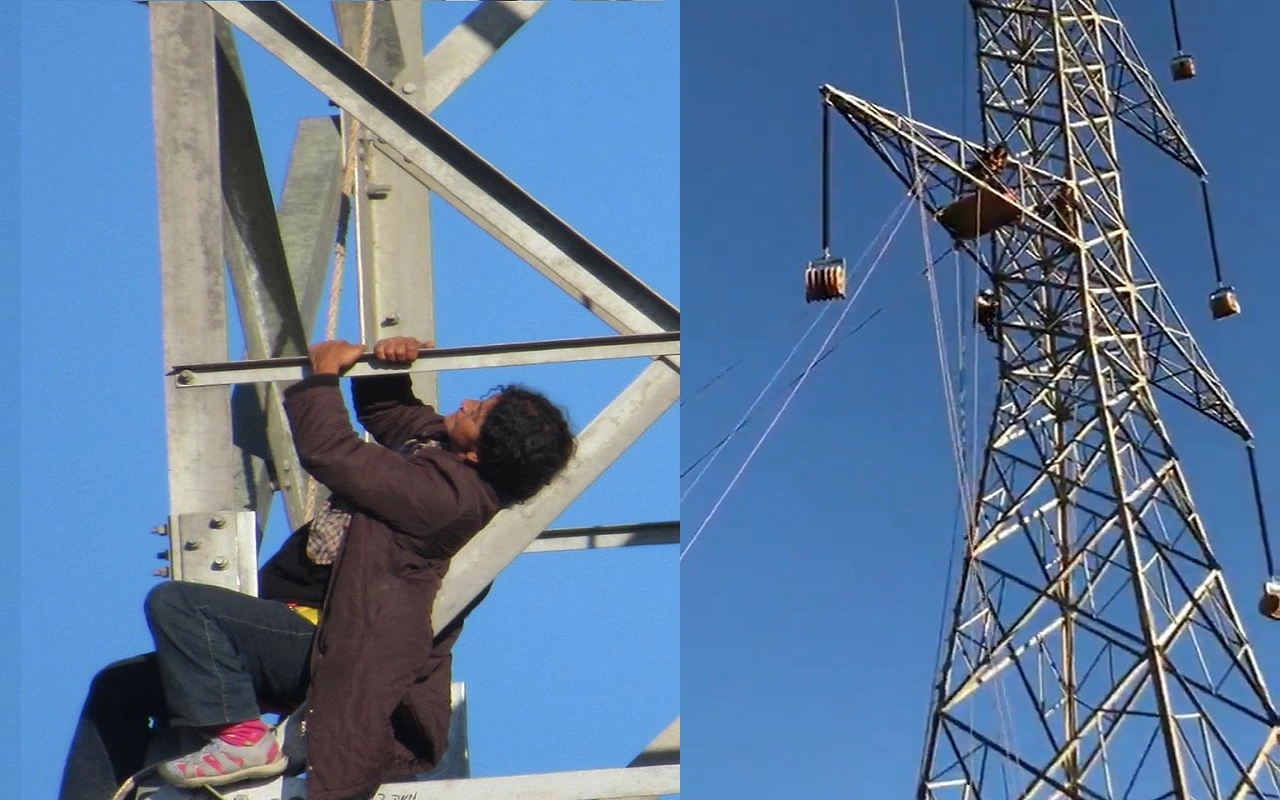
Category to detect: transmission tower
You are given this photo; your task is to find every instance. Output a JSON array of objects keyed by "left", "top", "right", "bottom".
[
  {"left": 140, "top": 2, "right": 678, "bottom": 799},
  {"left": 822, "top": 0, "right": 1280, "bottom": 796}
]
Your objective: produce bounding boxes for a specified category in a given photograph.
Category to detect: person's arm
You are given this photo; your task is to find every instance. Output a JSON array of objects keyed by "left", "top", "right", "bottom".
[
  {"left": 352, "top": 337, "right": 444, "bottom": 449},
  {"left": 284, "top": 341, "right": 470, "bottom": 555}
]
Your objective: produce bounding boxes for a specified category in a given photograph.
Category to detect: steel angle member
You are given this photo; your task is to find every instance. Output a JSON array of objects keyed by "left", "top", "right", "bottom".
[
  {"left": 365, "top": 765, "right": 679, "bottom": 800},
  {"left": 525, "top": 522, "right": 679, "bottom": 553},
  {"left": 166, "top": 511, "right": 257, "bottom": 595},
  {"left": 433, "top": 360, "right": 678, "bottom": 628},
  {"left": 170, "top": 332, "right": 680, "bottom": 387},
  {"left": 204, "top": 1, "right": 679, "bottom": 345},
  {"left": 165, "top": 512, "right": 257, "bottom": 595}
]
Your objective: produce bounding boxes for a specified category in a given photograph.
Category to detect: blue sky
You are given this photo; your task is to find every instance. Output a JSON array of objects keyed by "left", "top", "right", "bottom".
[
  {"left": 18, "top": 3, "right": 676, "bottom": 798},
  {"left": 1, "top": 6, "right": 17, "bottom": 788},
  {"left": 681, "top": 1, "right": 1280, "bottom": 798}
]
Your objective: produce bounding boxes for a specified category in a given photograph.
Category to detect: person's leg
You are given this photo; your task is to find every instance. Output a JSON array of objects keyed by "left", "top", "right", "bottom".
[
  {"left": 57, "top": 654, "right": 167, "bottom": 800},
  {"left": 142, "top": 580, "right": 315, "bottom": 787}
]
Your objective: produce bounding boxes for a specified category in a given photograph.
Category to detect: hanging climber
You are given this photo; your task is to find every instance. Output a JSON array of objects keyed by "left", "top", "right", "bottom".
[
  {"left": 58, "top": 337, "right": 577, "bottom": 800},
  {"left": 970, "top": 142, "right": 1011, "bottom": 188},
  {"left": 974, "top": 288, "right": 1000, "bottom": 343}
]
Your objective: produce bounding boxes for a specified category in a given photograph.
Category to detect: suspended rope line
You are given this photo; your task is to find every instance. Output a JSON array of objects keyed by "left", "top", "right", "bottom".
[
  {"left": 954, "top": 24, "right": 970, "bottom": 490},
  {"left": 920, "top": 10, "right": 985, "bottom": 783},
  {"left": 681, "top": 193, "right": 912, "bottom": 492},
  {"left": 680, "top": 305, "right": 832, "bottom": 500},
  {"left": 781, "top": 307, "right": 884, "bottom": 390},
  {"left": 680, "top": 201, "right": 910, "bottom": 562},
  {"left": 1199, "top": 180, "right": 1226, "bottom": 287},
  {"left": 680, "top": 306, "right": 811, "bottom": 410},
  {"left": 895, "top": 0, "right": 1018, "bottom": 781},
  {"left": 1168, "top": 0, "right": 1186, "bottom": 53},
  {"left": 954, "top": 249, "right": 970, "bottom": 505},
  {"left": 968, "top": 261, "right": 982, "bottom": 522},
  {"left": 683, "top": 192, "right": 913, "bottom": 412},
  {"left": 305, "top": 2, "right": 375, "bottom": 520},
  {"left": 822, "top": 98, "right": 832, "bottom": 257},
  {"left": 681, "top": 304, "right": 886, "bottom": 483},
  {"left": 892, "top": 0, "right": 974, "bottom": 522},
  {"left": 1247, "top": 443, "right": 1276, "bottom": 578}
]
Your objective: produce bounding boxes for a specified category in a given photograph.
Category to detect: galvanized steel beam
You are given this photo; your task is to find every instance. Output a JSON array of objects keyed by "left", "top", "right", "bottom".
[
  {"left": 611, "top": 717, "right": 681, "bottom": 800},
  {"left": 276, "top": 116, "right": 344, "bottom": 335},
  {"left": 205, "top": 1, "right": 680, "bottom": 348},
  {"left": 420, "top": 0, "right": 546, "bottom": 114},
  {"left": 433, "top": 360, "right": 679, "bottom": 630},
  {"left": 365, "top": 765, "right": 680, "bottom": 800},
  {"left": 170, "top": 332, "right": 679, "bottom": 387},
  {"left": 524, "top": 522, "right": 678, "bottom": 554},
  {"left": 335, "top": 1, "right": 441, "bottom": 406},
  {"left": 150, "top": 1, "right": 240, "bottom": 585},
  {"left": 214, "top": 21, "right": 311, "bottom": 533}
]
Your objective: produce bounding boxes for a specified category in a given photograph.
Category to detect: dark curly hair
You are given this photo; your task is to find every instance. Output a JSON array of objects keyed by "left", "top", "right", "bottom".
[{"left": 474, "top": 384, "right": 575, "bottom": 506}]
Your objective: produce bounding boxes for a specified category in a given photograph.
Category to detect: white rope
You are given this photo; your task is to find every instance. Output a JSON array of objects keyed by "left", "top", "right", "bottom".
[
  {"left": 304, "top": 1, "right": 375, "bottom": 520},
  {"left": 891, "top": 0, "right": 974, "bottom": 522},
  {"left": 680, "top": 306, "right": 830, "bottom": 503},
  {"left": 681, "top": 193, "right": 914, "bottom": 503},
  {"left": 680, "top": 200, "right": 913, "bottom": 562},
  {"left": 892, "top": 0, "right": 1022, "bottom": 782}
]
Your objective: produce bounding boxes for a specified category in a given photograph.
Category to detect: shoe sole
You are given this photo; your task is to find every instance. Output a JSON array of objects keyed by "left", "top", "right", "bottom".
[{"left": 158, "top": 755, "right": 289, "bottom": 789}]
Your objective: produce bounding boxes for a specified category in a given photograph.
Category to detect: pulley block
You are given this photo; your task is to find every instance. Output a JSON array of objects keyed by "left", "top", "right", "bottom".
[
  {"left": 1209, "top": 286, "right": 1241, "bottom": 320},
  {"left": 805, "top": 257, "right": 847, "bottom": 303},
  {"left": 1171, "top": 53, "right": 1196, "bottom": 82}
]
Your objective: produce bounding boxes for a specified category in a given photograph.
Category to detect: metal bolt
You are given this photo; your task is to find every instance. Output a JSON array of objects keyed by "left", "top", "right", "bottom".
[
  {"left": 366, "top": 183, "right": 391, "bottom": 199},
  {"left": 151, "top": 525, "right": 168, "bottom": 536},
  {"left": 210, "top": 515, "right": 226, "bottom": 529},
  {"left": 184, "top": 540, "right": 201, "bottom": 551},
  {"left": 176, "top": 370, "right": 195, "bottom": 385},
  {"left": 153, "top": 567, "right": 170, "bottom": 578},
  {"left": 234, "top": 794, "right": 251, "bottom": 800},
  {"left": 401, "top": 82, "right": 417, "bottom": 94},
  {"left": 157, "top": 551, "right": 169, "bottom": 560},
  {"left": 212, "top": 557, "right": 229, "bottom": 571},
  {"left": 382, "top": 313, "right": 401, "bottom": 327}
]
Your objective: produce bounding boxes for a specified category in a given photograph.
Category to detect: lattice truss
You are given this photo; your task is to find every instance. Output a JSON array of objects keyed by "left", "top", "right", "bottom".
[
  {"left": 144, "top": 2, "right": 678, "bottom": 799},
  {"left": 824, "top": 0, "right": 1280, "bottom": 797}
]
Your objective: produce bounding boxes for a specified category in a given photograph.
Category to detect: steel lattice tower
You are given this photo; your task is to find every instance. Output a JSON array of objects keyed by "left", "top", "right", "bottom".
[{"left": 822, "top": 1, "right": 1280, "bottom": 796}]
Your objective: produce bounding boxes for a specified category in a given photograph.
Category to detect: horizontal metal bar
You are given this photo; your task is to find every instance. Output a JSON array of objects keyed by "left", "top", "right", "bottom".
[
  {"left": 368, "top": 765, "right": 680, "bottom": 800},
  {"left": 525, "top": 522, "right": 678, "bottom": 554},
  {"left": 171, "top": 332, "right": 679, "bottom": 387}
]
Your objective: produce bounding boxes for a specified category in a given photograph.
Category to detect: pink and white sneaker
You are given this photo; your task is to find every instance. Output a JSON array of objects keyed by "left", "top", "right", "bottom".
[{"left": 156, "top": 731, "right": 288, "bottom": 788}]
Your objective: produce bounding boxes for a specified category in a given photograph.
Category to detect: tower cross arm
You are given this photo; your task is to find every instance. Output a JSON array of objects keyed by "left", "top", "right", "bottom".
[
  {"left": 1099, "top": 0, "right": 1207, "bottom": 177},
  {"left": 821, "top": 84, "right": 1077, "bottom": 245}
]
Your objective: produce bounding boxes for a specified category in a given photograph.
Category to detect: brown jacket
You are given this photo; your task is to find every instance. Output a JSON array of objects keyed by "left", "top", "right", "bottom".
[{"left": 282, "top": 373, "right": 501, "bottom": 800}]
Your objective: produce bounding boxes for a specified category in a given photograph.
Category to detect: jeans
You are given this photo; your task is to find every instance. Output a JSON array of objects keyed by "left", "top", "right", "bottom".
[{"left": 58, "top": 581, "right": 317, "bottom": 800}]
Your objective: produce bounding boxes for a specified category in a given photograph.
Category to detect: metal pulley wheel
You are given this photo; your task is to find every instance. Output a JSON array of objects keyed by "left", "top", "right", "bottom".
[{"left": 805, "top": 257, "right": 847, "bottom": 303}]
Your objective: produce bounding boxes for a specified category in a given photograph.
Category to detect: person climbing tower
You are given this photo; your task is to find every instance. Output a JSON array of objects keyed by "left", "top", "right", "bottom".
[{"left": 59, "top": 336, "right": 577, "bottom": 800}]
